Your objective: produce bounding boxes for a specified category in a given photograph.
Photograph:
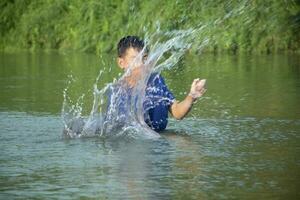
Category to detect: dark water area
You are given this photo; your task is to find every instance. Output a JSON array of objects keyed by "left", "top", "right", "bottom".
[{"left": 0, "top": 51, "right": 299, "bottom": 199}]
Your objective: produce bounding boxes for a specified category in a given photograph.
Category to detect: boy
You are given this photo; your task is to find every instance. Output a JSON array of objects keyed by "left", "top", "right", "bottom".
[{"left": 114, "top": 35, "right": 206, "bottom": 132}]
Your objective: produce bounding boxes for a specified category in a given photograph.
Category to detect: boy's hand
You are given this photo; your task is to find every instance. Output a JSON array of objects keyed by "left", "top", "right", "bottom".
[{"left": 189, "top": 79, "right": 207, "bottom": 100}]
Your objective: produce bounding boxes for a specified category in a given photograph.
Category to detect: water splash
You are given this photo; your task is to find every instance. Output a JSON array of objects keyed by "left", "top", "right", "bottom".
[
  {"left": 61, "top": 29, "right": 197, "bottom": 139},
  {"left": 61, "top": 3, "right": 251, "bottom": 139}
]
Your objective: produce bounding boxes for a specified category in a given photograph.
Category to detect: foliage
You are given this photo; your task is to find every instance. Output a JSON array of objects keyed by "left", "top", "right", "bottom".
[{"left": 0, "top": 0, "right": 299, "bottom": 54}]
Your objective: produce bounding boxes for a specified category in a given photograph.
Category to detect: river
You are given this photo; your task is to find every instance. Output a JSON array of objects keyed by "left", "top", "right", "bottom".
[{"left": 0, "top": 51, "right": 299, "bottom": 199}]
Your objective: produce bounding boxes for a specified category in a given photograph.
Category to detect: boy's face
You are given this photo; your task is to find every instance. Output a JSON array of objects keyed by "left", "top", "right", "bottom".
[{"left": 117, "top": 47, "right": 145, "bottom": 70}]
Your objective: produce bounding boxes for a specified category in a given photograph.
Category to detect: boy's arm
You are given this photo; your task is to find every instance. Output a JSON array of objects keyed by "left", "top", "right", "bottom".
[{"left": 169, "top": 79, "right": 206, "bottom": 120}]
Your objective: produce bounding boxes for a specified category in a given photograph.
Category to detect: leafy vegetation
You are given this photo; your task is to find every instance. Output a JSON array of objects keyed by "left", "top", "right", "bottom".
[{"left": 1, "top": 0, "right": 299, "bottom": 54}]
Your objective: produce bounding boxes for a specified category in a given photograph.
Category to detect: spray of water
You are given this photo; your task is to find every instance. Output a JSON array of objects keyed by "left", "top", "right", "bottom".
[
  {"left": 61, "top": 2, "right": 250, "bottom": 139},
  {"left": 61, "top": 29, "right": 195, "bottom": 139}
]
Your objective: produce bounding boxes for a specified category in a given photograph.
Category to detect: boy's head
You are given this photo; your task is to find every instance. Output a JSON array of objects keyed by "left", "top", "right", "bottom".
[{"left": 117, "top": 36, "right": 147, "bottom": 70}]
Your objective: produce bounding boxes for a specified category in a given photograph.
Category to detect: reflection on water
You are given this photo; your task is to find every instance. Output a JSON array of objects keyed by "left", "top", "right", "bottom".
[{"left": 0, "top": 51, "right": 299, "bottom": 199}]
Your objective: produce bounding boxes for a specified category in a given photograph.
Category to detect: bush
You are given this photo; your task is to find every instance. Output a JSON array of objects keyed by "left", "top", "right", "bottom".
[{"left": 0, "top": 0, "right": 299, "bottom": 54}]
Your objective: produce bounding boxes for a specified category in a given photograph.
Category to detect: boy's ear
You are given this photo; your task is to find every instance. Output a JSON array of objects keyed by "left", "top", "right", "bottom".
[{"left": 117, "top": 57, "right": 126, "bottom": 69}]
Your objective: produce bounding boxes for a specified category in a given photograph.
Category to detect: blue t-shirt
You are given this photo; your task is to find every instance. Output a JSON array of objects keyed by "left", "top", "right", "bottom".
[
  {"left": 144, "top": 73, "right": 175, "bottom": 131},
  {"left": 105, "top": 73, "right": 175, "bottom": 132}
]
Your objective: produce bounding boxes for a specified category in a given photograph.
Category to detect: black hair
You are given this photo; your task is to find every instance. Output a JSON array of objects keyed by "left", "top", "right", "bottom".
[{"left": 117, "top": 35, "right": 146, "bottom": 57}]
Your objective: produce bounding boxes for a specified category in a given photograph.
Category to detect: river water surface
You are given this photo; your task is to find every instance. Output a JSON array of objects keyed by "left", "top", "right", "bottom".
[{"left": 0, "top": 51, "right": 299, "bottom": 199}]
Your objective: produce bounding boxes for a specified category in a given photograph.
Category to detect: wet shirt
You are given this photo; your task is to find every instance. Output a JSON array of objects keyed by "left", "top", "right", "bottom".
[
  {"left": 143, "top": 73, "right": 175, "bottom": 131},
  {"left": 106, "top": 73, "right": 175, "bottom": 132}
]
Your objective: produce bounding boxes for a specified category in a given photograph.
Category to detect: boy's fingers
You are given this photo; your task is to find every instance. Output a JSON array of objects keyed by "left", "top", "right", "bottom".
[
  {"left": 192, "top": 78, "right": 200, "bottom": 86},
  {"left": 197, "top": 79, "right": 206, "bottom": 88},
  {"left": 192, "top": 79, "right": 197, "bottom": 87}
]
